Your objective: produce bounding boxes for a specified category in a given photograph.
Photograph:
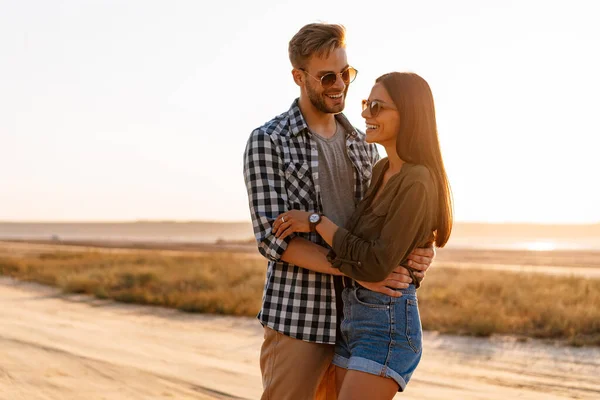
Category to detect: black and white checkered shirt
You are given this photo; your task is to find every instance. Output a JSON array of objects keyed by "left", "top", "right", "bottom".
[{"left": 243, "top": 99, "right": 380, "bottom": 344}]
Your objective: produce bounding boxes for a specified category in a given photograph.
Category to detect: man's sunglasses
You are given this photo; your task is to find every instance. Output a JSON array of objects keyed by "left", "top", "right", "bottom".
[
  {"left": 361, "top": 99, "right": 397, "bottom": 117},
  {"left": 299, "top": 66, "right": 358, "bottom": 89}
]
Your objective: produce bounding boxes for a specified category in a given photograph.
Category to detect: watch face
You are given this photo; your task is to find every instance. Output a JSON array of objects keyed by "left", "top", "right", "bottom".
[{"left": 309, "top": 214, "right": 320, "bottom": 223}]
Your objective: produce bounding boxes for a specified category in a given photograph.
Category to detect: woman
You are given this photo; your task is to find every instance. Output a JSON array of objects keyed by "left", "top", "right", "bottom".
[{"left": 272, "top": 72, "right": 453, "bottom": 398}]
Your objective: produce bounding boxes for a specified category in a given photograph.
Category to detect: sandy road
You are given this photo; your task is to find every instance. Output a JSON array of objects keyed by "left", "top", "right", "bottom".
[
  {"left": 1, "top": 277, "right": 599, "bottom": 400},
  {"left": 0, "top": 278, "right": 261, "bottom": 400}
]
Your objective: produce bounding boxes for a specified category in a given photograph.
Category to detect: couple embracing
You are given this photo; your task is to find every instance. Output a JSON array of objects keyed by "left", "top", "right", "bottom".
[{"left": 243, "top": 22, "right": 453, "bottom": 400}]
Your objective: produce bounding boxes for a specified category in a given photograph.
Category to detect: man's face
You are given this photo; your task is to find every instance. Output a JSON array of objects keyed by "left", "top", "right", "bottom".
[{"left": 301, "top": 48, "right": 350, "bottom": 114}]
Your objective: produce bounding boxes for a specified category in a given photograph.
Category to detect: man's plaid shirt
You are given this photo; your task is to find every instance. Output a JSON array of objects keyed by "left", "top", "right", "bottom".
[{"left": 243, "top": 99, "right": 379, "bottom": 344}]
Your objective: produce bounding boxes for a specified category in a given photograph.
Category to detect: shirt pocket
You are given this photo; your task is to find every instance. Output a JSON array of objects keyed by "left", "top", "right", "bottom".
[
  {"left": 370, "top": 202, "right": 389, "bottom": 218},
  {"left": 284, "top": 162, "right": 315, "bottom": 208},
  {"left": 357, "top": 202, "right": 389, "bottom": 239},
  {"left": 363, "top": 201, "right": 390, "bottom": 237}
]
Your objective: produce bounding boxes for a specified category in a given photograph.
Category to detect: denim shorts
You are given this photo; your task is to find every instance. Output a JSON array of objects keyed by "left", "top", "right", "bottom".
[{"left": 332, "top": 284, "right": 423, "bottom": 391}]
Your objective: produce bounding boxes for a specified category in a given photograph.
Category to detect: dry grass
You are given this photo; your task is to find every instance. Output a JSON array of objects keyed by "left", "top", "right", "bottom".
[
  {"left": 1, "top": 249, "right": 599, "bottom": 346},
  {"left": 418, "top": 268, "right": 600, "bottom": 346},
  {"left": 0, "top": 251, "right": 265, "bottom": 316}
]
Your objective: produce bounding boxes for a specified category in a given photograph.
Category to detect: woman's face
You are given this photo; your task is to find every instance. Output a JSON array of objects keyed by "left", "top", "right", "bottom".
[{"left": 361, "top": 83, "right": 400, "bottom": 146}]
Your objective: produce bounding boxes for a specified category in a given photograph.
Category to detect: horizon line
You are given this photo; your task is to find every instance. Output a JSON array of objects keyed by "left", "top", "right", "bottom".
[{"left": 0, "top": 219, "right": 599, "bottom": 226}]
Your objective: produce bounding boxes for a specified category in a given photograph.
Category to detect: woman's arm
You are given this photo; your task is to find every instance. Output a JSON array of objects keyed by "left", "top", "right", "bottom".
[
  {"left": 271, "top": 181, "right": 434, "bottom": 284},
  {"left": 277, "top": 234, "right": 410, "bottom": 297},
  {"left": 328, "top": 182, "right": 433, "bottom": 282},
  {"left": 314, "top": 216, "right": 338, "bottom": 247},
  {"left": 271, "top": 210, "right": 417, "bottom": 295}
]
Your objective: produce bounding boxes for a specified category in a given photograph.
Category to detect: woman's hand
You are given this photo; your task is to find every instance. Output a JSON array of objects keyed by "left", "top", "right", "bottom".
[{"left": 272, "top": 210, "right": 312, "bottom": 240}]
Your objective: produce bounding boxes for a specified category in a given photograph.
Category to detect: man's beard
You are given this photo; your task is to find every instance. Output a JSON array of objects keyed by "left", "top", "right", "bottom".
[{"left": 306, "top": 82, "right": 347, "bottom": 114}]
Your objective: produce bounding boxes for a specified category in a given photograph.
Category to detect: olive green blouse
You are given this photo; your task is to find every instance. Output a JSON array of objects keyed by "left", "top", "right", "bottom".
[{"left": 329, "top": 158, "right": 438, "bottom": 284}]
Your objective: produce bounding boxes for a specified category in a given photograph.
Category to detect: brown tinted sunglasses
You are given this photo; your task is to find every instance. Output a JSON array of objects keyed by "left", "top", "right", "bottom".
[
  {"left": 300, "top": 66, "right": 358, "bottom": 89},
  {"left": 361, "top": 99, "right": 397, "bottom": 117}
]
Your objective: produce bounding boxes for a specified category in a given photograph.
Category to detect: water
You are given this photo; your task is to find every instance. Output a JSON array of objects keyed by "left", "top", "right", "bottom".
[
  {"left": 1, "top": 222, "right": 600, "bottom": 251},
  {"left": 0, "top": 222, "right": 254, "bottom": 244},
  {"left": 449, "top": 237, "right": 600, "bottom": 251}
]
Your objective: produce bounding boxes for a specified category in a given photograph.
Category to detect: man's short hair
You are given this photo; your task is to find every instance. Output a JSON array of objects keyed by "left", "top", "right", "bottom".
[{"left": 288, "top": 23, "right": 346, "bottom": 69}]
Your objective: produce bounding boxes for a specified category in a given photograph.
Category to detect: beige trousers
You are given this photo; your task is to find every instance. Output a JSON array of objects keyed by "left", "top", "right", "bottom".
[{"left": 260, "top": 326, "right": 337, "bottom": 400}]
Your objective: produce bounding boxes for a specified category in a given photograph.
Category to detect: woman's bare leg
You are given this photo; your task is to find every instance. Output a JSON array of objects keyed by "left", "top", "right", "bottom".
[
  {"left": 338, "top": 370, "right": 398, "bottom": 400},
  {"left": 335, "top": 366, "right": 347, "bottom": 397}
]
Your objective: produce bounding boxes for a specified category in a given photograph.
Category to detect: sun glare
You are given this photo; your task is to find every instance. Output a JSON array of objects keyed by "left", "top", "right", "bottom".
[{"left": 523, "top": 241, "right": 557, "bottom": 252}]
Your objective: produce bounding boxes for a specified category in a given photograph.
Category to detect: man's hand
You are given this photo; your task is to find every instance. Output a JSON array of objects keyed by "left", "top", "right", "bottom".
[
  {"left": 356, "top": 266, "right": 412, "bottom": 298},
  {"left": 406, "top": 246, "right": 436, "bottom": 281}
]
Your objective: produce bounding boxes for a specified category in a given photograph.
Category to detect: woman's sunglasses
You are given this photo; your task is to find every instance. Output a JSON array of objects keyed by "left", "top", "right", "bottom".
[
  {"left": 300, "top": 66, "right": 358, "bottom": 89},
  {"left": 361, "top": 99, "right": 397, "bottom": 117}
]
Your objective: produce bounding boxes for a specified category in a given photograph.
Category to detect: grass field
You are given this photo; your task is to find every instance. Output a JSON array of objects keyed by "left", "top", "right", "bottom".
[{"left": 1, "top": 247, "right": 599, "bottom": 346}]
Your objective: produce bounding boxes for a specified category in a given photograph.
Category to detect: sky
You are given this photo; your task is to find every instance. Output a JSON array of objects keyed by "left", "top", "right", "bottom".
[{"left": 1, "top": 0, "right": 599, "bottom": 224}]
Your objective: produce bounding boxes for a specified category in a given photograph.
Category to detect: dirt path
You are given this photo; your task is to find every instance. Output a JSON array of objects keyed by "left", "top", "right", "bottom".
[{"left": 1, "top": 278, "right": 599, "bottom": 400}]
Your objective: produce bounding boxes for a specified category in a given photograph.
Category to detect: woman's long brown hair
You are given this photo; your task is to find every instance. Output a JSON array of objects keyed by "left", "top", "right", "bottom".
[{"left": 376, "top": 72, "right": 453, "bottom": 247}]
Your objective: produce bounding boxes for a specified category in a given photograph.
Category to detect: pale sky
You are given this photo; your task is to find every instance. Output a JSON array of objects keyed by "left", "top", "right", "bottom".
[{"left": 1, "top": 0, "right": 599, "bottom": 224}]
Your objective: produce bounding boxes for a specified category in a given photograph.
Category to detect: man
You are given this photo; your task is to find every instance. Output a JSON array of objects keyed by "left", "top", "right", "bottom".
[{"left": 243, "top": 23, "right": 434, "bottom": 400}]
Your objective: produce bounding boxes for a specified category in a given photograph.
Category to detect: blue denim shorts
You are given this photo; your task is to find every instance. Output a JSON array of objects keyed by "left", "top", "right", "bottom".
[{"left": 332, "top": 285, "right": 423, "bottom": 392}]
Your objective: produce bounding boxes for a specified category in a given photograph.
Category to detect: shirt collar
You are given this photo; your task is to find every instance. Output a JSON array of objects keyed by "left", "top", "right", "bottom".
[
  {"left": 287, "top": 99, "right": 309, "bottom": 137},
  {"left": 287, "top": 98, "right": 359, "bottom": 139}
]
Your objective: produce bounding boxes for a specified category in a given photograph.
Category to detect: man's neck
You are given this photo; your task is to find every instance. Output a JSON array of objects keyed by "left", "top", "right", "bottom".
[{"left": 298, "top": 96, "right": 338, "bottom": 138}]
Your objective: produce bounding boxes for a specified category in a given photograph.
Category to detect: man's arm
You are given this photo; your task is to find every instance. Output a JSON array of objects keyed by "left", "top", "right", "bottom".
[
  {"left": 243, "top": 130, "right": 427, "bottom": 292},
  {"left": 273, "top": 209, "right": 436, "bottom": 282},
  {"left": 280, "top": 237, "right": 343, "bottom": 275},
  {"left": 281, "top": 237, "right": 412, "bottom": 297},
  {"left": 243, "top": 129, "right": 294, "bottom": 261},
  {"left": 314, "top": 182, "right": 434, "bottom": 282}
]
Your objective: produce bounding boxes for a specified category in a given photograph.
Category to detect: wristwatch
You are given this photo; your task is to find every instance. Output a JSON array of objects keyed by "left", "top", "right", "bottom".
[{"left": 308, "top": 213, "right": 323, "bottom": 232}]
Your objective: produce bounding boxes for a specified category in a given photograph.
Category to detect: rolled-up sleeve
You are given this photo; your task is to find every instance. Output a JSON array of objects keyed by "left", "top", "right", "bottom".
[
  {"left": 330, "top": 182, "right": 431, "bottom": 282},
  {"left": 243, "top": 130, "right": 294, "bottom": 261}
]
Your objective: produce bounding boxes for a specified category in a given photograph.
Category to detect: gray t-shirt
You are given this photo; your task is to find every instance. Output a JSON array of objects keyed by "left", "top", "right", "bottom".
[{"left": 312, "top": 122, "right": 356, "bottom": 228}]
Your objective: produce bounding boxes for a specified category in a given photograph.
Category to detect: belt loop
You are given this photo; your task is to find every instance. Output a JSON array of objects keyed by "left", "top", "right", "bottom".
[{"left": 342, "top": 276, "right": 353, "bottom": 288}]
